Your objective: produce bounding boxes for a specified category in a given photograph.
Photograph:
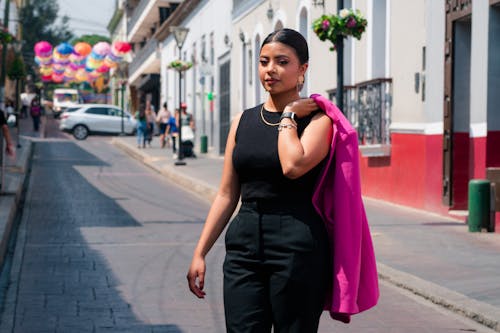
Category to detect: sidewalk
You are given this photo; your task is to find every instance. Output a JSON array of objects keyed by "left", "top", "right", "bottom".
[
  {"left": 112, "top": 135, "right": 500, "bottom": 332},
  {"left": 0, "top": 112, "right": 44, "bottom": 269}
]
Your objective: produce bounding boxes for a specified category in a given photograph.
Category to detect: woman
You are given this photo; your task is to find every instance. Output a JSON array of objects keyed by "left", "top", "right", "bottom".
[
  {"left": 30, "top": 98, "right": 42, "bottom": 132},
  {"left": 156, "top": 102, "right": 171, "bottom": 148},
  {"left": 187, "top": 28, "right": 333, "bottom": 332},
  {"left": 135, "top": 107, "right": 147, "bottom": 148},
  {"left": 145, "top": 104, "right": 156, "bottom": 147}
]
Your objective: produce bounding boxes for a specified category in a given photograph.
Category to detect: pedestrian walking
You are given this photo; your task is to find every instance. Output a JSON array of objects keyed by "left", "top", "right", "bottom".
[
  {"left": 145, "top": 104, "right": 155, "bottom": 147},
  {"left": 166, "top": 109, "right": 179, "bottom": 158},
  {"left": 187, "top": 28, "right": 378, "bottom": 332},
  {"left": 156, "top": 102, "right": 171, "bottom": 148},
  {"left": 135, "top": 107, "right": 147, "bottom": 148},
  {"left": 29, "top": 97, "right": 42, "bottom": 132},
  {"left": 0, "top": 109, "right": 15, "bottom": 157}
]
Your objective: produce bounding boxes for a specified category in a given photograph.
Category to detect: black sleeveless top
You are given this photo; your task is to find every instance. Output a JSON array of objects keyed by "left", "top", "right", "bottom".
[{"left": 232, "top": 104, "right": 326, "bottom": 202}]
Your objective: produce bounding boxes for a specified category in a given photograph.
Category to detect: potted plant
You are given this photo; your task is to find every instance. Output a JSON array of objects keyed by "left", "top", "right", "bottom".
[
  {"left": 313, "top": 8, "right": 367, "bottom": 51},
  {"left": 167, "top": 59, "right": 193, "bottom": 72}
]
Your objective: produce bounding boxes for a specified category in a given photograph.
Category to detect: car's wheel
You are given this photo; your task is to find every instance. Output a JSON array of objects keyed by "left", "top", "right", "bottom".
[{"left": 73, "top": 124, "right": 89, "bottom": 140}]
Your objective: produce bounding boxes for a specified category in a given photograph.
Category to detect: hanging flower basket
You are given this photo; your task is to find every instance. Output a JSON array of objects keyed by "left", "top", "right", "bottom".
[
  {"left": 0, "top": 27, "right": 14, "bottom": 44},
  {"left": 167, "top": 60, "right": 193, "bottom": 72},
  {"left": 313, "top": 8, "right": 367, "bottom": 52}
]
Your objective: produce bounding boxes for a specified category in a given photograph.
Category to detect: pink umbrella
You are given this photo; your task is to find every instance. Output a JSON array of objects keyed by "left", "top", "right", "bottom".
[
  {"left": 34, "top": 41, "right": 52, "bottom": 57},
  {"left": 93, "top": 42, "right": 111, "bottom": 57},
  {"left": 113, "top": 41, "right": 131, "bottom": 55}
]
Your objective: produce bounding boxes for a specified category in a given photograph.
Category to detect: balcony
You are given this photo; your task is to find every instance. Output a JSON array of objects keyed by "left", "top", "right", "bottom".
[
  {"left": 328, "top": 78, "right": 393, "bottom": 156},
  {"left": 128, "top": 38, "right": 161, "bottom": 85},
  {"left": 127, "top": 0, "right": 180, "bottom": 43}
]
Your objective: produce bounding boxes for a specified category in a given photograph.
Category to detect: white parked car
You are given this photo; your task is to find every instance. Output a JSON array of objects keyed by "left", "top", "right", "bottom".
[{"left": 59, "top": 104, "right": 137, "bottom": 140}]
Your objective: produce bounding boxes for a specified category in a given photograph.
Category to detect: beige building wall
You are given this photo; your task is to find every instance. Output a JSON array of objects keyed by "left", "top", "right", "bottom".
[
  {"left": 230, "top": 1, "right": 351, "bottom": 115},
  {"left": 389, "top": 0, "right": 426, "bottom": 126}
]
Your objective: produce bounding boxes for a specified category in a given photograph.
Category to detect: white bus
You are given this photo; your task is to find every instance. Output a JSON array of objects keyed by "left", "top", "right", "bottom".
[{"left": 53, "top": 88, "right": 80, "bottom": 118}]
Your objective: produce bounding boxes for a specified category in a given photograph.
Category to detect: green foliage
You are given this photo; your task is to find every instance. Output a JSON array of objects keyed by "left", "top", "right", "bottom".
[
  {"left": 7, "top": 55, "right": 27, "bottom": 80},
  {"left": 0, "top": 29, "right": 14, "bottom": 44},
  {"left": 167, "top": 60, "right": 193, "bottom": 72},
  {"left": 72, "top": 34, "right": 111, "bottom": 46},
  {"left": 313, "top": 8, "right": 367, "bottom": 52}
]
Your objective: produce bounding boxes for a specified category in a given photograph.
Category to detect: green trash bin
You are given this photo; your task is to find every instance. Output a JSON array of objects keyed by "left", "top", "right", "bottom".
[
  {"left": 468, "top": 179, "right": 491, "bottom": 232},
  {"left": 200, "top": 135, "right": 208, "bottom": 154}
]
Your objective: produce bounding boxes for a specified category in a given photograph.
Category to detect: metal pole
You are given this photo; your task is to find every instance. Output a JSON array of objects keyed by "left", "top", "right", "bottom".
[
  {"left": 120, "top": 83, "right": 125, "bottom": 135},
  {"left": 175, "top": 49, "right": 185, "bottom": 165},
  {"left": 336, "top": 0, "right": 344, "bottom": 112},
  {"left": 0, "top": 0, "right": 11, "bottom": 109},
  {"left": 0, "top": 121, "right": 4, "bottom": 193},
  {"left": 15, "top": 78, "right": 20, "bottom": 148}
]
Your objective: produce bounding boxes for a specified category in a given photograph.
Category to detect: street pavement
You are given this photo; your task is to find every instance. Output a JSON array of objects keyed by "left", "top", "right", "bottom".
[
  {"left": 110, "top": 134, "right": 500, "bottom": 332},
  {"left": 0, "top": 115, "right": 498, "bottom": 332}
]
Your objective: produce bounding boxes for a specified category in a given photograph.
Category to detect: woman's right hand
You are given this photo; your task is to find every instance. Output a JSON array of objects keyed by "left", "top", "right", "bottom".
[
  {"left": 187, "top": 254, "right": 207, "bottom": 298},
  {"left": 284, "top": 98, "right": 319, "bottom": 118}
]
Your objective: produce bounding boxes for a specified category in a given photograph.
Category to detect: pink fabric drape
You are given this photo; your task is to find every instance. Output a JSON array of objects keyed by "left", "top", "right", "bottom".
[{"left": 311, "top": 94, "right": 379, "bottom": 323}]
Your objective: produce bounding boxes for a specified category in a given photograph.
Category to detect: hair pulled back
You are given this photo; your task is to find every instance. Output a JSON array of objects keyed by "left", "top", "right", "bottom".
[{"left": 261, "top": 28, "right": 309, "bottom": 65}]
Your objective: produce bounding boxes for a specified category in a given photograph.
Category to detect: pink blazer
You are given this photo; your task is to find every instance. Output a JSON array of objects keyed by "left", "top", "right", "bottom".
[{"left": 311, "top": 94, "right": 379, "bottom": 323}]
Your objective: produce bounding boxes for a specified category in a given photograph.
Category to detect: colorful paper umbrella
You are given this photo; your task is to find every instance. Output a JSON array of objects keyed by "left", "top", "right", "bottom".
[
  {"left": 34, "top": 41, "right": 52, "bottom": 57},
  {"left": 96, "top": 65, "right": 110, "bottom": 73},
  {"left": 112, "top": 41, "right": 131, "bottom": 55},
  {"left": 92, "top": 42, "right": 111, "bottom": 57},
  {"left": 56, "top": 42, "right": 74, "bottom": 56},
  {"left": 73, "top": 42, "right": 92, "bottom": 57}
]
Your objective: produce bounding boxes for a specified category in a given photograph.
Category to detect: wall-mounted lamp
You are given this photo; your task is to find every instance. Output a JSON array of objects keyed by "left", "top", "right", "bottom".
[
  {"left": 267, "top": 3, "right": 274, "bottom": 20},
  {"left": 239, "top": 30, "right": 245, "bottom": 43},
  {"left": 312, "top": 0, "right": 325, "bottom": 7}
]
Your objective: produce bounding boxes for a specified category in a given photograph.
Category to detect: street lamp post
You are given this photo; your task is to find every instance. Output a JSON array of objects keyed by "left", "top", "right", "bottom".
[
  {"left": 170, "top": 26, "right": 189, "bottom": 166},
  {"left": 336, "top": 0, "right": 344, "bottom": 112},
  {"left": 120, "top": 81, "right": 125, "bottom": 135}
]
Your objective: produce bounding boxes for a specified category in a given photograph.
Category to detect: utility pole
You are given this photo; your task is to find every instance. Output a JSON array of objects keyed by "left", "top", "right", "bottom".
[
  {"left": 0, "top": 0, "right": 10, "bottom": 109},
  {"left": 336, "top": 0, "right": 344, "bottom": 112}
]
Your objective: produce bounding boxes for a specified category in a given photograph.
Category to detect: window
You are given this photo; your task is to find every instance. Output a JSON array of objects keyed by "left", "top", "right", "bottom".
[
  {"left": 85, "top": 107, "right": 109, "bottom": 115},
  {"left": 248, "top": 49, "right": 252, "bottom": 85}
]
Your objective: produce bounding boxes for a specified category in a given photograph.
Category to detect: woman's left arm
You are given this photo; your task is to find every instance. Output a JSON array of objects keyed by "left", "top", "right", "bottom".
[{"left": 278, "top": 112, "right": 332, "bottom": 179}]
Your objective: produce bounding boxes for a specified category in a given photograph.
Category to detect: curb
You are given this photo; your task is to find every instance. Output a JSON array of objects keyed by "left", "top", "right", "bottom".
[
  {"left": 111, "top": 138, "right": 500, "bottom": 332},
  {"left": 111, "top": 138, "right": 217, "bottom": 203},
  {"left": 378, "top": 263, "right": 500, "bottom": 332},
  {"left": 0, "top": 140, "right": 32, "bottom": 270}
]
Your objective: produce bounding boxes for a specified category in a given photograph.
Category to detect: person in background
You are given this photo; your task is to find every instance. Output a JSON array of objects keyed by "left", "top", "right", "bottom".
[
  {"left": 5, "top": 99, "right": 14, "bottom": 116},
  {"left": 29, "top": 97, "right": 42, "bottom": 132},
  {"left": 156, "top": 102, "right": 171, "bottom": 148},
  {"left": 135, "top": 106, "right": 147, "bottom": 148},
  {"left": 145, "top": 104, "right": 156, "bottom": 147},
  {"left": 180, "top": 102, "right": 195, "bottom": 131},
  {"left": 166, "top": 109, "right": 179, "bottom": 158},
  {"left": 0, "top": 109, "right": 15, "bottom": 157}
]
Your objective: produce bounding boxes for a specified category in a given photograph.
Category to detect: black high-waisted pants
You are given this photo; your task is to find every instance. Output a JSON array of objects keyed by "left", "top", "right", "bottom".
[{"left": 223, "top": 200, "right": 331, "bottom": 333}]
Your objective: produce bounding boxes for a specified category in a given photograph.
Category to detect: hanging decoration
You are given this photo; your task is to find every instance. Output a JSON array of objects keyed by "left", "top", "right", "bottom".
[
  {"left": 312, "top": 8, "right": 367, "bottom": 51},
  {"left": 33, "top": 40, "right": 131, "bottom": 83}
]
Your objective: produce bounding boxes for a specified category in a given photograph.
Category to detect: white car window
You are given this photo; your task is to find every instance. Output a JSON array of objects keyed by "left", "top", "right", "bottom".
[{"left": 85, "top": 107, "right": 109, "bottom": 116}]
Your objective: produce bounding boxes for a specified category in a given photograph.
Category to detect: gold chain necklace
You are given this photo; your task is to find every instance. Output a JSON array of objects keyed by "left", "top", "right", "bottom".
[{"left": 260, "top": 104, "right": 281, "bottom": 126}]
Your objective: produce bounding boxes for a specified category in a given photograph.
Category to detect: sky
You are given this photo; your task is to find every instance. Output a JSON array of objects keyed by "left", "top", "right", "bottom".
[{"left": 57, "top": 0, "right": 116, "bottom": 38}]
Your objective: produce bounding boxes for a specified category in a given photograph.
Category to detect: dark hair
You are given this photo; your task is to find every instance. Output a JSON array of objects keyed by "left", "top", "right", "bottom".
[
  {"left": 163, "top": 102, "right": 167, "bottom": 108},
  {"left": 261, "top": 28, "right": 309, "bottom": 64}
]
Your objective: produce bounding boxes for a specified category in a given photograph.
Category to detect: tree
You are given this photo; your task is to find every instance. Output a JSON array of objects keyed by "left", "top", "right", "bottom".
[
  {"left": 7, "top": 55, "right": 26, "bottom": 81},
  {"left": 72, "top": 34, "right": 111, "bottom": 46},
  {"left": 20, "top": 0, "right": 74, "bottom": 77}
]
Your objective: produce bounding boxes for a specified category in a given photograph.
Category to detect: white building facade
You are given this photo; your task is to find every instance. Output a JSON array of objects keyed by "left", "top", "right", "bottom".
[{"left": 153, "top": 0, "right": 500, "bottom": 223}]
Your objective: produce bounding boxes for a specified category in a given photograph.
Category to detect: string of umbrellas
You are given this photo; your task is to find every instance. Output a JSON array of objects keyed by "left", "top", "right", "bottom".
[{"left": 33, "top": 41, "right": 132, "bottom": 83}]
